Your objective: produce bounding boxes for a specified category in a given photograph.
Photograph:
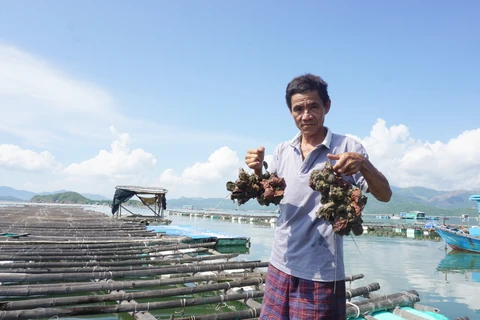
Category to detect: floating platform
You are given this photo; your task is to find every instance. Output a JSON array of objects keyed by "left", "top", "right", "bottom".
[
  {"left": 361, "top": 222, "right": 441, "bottom": 240},
  {"left": 0, "top": 205, "right": 471, "bottom": 320},
  {"left": 146, "top": 224, "right": 251, "bottom": 248},
  {"left": 168, "top": 210, "right": 281, "bottom": 229}
]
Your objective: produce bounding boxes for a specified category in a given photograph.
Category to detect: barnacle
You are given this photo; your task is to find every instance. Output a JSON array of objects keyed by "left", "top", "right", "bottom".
[
  {"left": 309, "top": 161, "right": 368, "bottom": 236},
  {"left": 226, "top": 166, "right": 286, "bottom": 206}
]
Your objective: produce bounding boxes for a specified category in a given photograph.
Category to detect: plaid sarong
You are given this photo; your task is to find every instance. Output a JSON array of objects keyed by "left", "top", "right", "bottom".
[{"left": 260, "top": 264, "right": 346, "bottom": 319}]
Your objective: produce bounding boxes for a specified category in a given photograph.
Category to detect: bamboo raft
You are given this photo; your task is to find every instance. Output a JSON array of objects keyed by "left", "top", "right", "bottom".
[
  {"left": 168, "top": 210, "right": 442, "bottom": 239},
  {"left": 0, "top": 205, "right": 469, "bottom": 319}
]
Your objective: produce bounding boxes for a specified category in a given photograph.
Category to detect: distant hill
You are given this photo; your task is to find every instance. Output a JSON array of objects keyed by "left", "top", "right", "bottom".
[
  {"left": 0, "top": 186, "right": 109, "bottom": 202},
  {"left": 81, "top": 193, "right": 110, "bottom": 201},
  {"left": 36, "top": 189, "right": 70, "bottom": 196},
  {"left": 168, "top": 187, "right": 479, "bottom": 216},
  {"left": 361, "top": 187, "right": 479, "bottom": 216},
  {"left": 167, "top": 196, "right": 271, "bottom": 211},
  {"left": 0, "top": 186, "right": 36, "bottom": 201},
  {"left": 0, "top": 195, "right": 25, "bottom": 202},
  {"left": 30, "top": 192, "right": 90, "bottom": 204}
]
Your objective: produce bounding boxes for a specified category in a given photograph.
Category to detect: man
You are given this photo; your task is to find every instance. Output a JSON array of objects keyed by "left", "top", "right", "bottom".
[{"left": 245, "top": 74, "right": 391, "bottom": 319}]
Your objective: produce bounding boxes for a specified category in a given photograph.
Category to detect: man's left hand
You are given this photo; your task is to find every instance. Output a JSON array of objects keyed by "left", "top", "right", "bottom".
[{"left": 327, "top": 152, "right": 365, "bottom": 176}]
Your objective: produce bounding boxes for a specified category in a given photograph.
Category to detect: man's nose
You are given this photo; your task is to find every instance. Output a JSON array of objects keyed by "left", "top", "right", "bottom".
[{"left": 302, "top": 110, "right": 313, "bottom": 119}]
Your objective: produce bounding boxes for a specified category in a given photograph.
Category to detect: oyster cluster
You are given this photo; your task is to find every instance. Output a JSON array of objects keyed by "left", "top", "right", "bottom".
[
  {"left": 309, "top": 161, "right": 367, "bottom": 236},
  {"left": 226, "top": 166, "right": 286, "bottom": 206}
]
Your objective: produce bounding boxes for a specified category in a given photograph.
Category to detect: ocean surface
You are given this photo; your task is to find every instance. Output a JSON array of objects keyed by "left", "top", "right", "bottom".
[{"left": 3, "top": 202, "right": 479, "bottom": 319}]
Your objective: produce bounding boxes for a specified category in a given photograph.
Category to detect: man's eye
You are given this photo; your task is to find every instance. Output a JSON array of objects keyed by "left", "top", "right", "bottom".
[
  {"left": 312, "top": 104, "right": 320, "bottom": 109},
  {"left": 293, "top": 107, "right": 302, "bottom": 113}
]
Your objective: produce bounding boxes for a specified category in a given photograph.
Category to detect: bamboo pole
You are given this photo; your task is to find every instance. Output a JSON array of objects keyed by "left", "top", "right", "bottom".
[
  {"left": 392, "top": 307, "right": 435, "bottom": 320},
  {"left": 0, "top": 261, "right": 269, "bottom": 283},
  {"left": 346, "top": 283, "right": 380, "bottom": 299},
  {"left": 0, "top": 247, "right": 211, "bottom": 262},
  {"left": 120, "top": 297, "right": 157, "bottom": 320},
  {"left": 177, "top": 308, "right": 262, "bottom": 320},
  {"left": 0, "top": 272, "right": 267, "bottom": 296},
  {"left": 346, "top": 290, "right": 420, "bottom": 318},
  {"left": 0, "top": 291, "right": 265, "bottom": 320},
  {"left": 413, "top": 303, "right": 440, "bottom": 313},
  {"left": 0, "top": 237, "right": 182, "bottom": 245},
  {"left": 0, "top": 241, "right": 217, "bottom": 251},
  {"left": 345, "top": 274, "right": 364, "bottom": 282},
  {"left": 0, "top": 253, "right": 239, "bottom": 270},
  {"left": 1, "top": 278, "right": 265, "bottom": 310}
]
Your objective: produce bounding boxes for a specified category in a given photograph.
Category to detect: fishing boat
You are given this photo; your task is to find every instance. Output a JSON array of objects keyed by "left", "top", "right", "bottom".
[
  {"left": 435, "top": 224, "right": 480, "bottom": 253},
  {"left": 435, "top": 194, "right": 480, "bottom": 253}
]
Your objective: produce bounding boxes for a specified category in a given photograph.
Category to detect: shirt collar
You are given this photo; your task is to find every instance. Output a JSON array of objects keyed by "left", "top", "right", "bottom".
[{"left": 290, "top": 127, "right": 332, "bottom": 150}]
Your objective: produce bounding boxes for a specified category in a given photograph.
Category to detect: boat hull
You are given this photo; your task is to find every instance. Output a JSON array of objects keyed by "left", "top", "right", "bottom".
[{"left": 435, "top": 225, "right": 480, "bottom": 253}]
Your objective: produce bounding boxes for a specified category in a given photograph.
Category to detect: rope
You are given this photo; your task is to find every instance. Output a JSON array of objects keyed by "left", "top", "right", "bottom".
[
  {"left": 333, "top": 233, "right": 337, "bottom": 294},
  {"left": 350, "top": 234, "right": 367, "bottom": 264},
  {"left": 211, "top": 193, "right": 232, "bottom": 210},
  {"left": 346, "top": 301, "right": 361, "bottom": 318}
]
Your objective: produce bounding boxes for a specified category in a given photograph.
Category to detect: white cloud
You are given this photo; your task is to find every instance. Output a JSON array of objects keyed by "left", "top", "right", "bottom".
[
  {"left": 0, "top": 144, "right": 60, "bottom": 172},
  {"left": 358, "top": 119, "right": 480, "bottom": 191},
  {"left": 0, "top": 45, "right": 119, "bottom": 147},
  {"left": 64, "top": 126, "right": 157, "bottom": 179},
  {"left": 159, "top": 146, "right": 242, "bottom": 198},
  {"left": 0, "top": 45, "right": 259, "bottom": 151},
  {"left": 0, "top": 45, "right": 113, "bottom": 114}
]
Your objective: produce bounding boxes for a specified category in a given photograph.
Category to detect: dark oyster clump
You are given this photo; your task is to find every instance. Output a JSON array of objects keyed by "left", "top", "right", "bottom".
[
  {"left": 226, "top": 168, "right": 286, "bottom": 206},
  {"left": 309, "top": 161, "right": 367, "bottom": 236}
]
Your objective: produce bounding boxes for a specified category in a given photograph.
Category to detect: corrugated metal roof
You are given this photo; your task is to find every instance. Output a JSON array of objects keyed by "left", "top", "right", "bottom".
[{"left": 115, "top": 185, "right": 168, "bottom": 194}]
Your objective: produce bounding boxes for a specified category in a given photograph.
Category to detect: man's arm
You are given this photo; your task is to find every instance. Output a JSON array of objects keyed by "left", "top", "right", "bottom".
[
  {"left": 357, "top": 159, "right": 392, "bottom": 202},
  {"left": 327, "top": 153, "right": 392, "bottom": 202}
]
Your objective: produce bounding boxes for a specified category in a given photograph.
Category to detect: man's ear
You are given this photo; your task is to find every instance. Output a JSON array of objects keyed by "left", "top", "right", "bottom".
[{"left": 324, "top": 99, "right": 331, "bottom": 114}]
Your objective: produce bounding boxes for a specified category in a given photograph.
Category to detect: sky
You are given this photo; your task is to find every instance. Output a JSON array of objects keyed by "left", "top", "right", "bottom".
[{"left": 0, "top": 0, "right": 479, "bottom": 199}]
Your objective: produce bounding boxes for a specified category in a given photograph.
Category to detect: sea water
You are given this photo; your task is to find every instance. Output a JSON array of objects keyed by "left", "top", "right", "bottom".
[{"left": 84, "top": 205, "right": 480, "bottom": 319}]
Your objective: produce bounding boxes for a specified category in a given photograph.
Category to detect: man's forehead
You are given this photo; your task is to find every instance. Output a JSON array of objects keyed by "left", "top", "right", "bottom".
[{"left": 291, "top": 92, "right": 322, "bottom": 105}]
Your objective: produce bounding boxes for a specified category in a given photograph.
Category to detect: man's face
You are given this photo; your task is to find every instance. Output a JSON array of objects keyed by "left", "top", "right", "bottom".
[{"left": 290, "top": 90, "right": 330, "bottom": 138}]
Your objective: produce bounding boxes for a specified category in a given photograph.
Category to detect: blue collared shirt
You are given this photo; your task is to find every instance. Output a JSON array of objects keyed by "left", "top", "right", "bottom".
[{"left": 268, "top": 127, "right": 369, "bottom": 281}]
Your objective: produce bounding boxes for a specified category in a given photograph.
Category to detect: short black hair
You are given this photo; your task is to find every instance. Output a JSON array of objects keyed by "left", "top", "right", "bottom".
[{"left": 285, "top": 74, "right": 330, "bottom": 110}]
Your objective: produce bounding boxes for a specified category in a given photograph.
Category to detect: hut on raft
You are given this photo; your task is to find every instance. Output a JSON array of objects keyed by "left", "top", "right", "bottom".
[{"left": 111, "top": 185, "right": 168, "bottom": 218}]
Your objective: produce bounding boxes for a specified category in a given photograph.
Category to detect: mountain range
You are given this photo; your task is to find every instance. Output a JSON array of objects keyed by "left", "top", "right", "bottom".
[
  {"left": 0, "top": 186, "right": 110, "bottom": 201},
  {"left": 0, "top": 185, "right": 479, "bottom": 216}
]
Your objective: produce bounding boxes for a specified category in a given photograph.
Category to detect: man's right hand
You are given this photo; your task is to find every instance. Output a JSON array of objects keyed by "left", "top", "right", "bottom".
[{"left": 245, "top": 147, "right": 265, "bottom": 176}]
